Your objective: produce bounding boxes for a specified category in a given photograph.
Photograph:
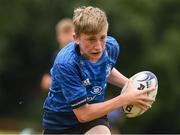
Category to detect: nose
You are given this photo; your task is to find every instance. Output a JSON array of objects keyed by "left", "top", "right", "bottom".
[{"left": 94, "top": 40, "right": 102, "bottom": 50}]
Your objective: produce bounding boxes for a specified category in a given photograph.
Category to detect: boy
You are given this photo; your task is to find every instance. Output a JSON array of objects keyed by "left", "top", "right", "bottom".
[
  {"left": 41, "top": 18, "right": 74, "bottom": 91},
  {"left": 42, "top": 6, "right": 154, "bottom": 134}
]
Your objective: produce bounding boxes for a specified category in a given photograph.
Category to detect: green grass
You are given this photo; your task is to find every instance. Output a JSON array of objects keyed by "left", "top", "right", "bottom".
[{"left": 0, "top": 130, "right": 19, "bottom": 134}]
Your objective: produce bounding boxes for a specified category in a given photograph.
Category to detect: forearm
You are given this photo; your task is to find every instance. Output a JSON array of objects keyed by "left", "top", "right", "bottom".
[
  {"left": 74, "top": 68, "right": 129, "bottom": 123},
  {"left": 74, "top": 69, "right": 155, "bottom": 123},
  {"left": 108, "top": 68, "right": 129, "bottom": 88},
  {"left": 73, "top": 94, "right": 128, "bottom": 123}
]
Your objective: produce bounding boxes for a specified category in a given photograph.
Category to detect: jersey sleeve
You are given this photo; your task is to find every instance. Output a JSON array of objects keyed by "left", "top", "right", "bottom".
[
  {"left": 52, "top": 63, "right": 87, "bottom": 109},
  {"left": 106, "top": 36, "right": 120, "bottom": 66}
]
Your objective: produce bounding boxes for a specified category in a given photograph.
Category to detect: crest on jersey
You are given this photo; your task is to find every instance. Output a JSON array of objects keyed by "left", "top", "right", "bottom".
[{"left": 90, "top": 86, "right": 102, "bottom": 95}]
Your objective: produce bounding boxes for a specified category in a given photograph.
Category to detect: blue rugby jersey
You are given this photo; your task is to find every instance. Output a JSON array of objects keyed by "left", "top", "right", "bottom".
[{"left": 43, "top": 36, "right": 120, "bottom": 130}]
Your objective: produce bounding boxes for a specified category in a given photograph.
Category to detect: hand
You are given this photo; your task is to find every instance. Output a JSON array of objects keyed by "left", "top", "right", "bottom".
[{"left": 122, "top": 80, "right": 155, "bottom": 110}]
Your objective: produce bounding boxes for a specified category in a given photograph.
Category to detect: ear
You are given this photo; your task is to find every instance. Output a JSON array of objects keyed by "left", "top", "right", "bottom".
[{"left": 73, "top": 33, "right": 80, "bottom": 45}]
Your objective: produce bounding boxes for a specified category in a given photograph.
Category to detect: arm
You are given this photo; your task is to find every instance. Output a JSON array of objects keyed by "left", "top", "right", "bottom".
[
  {"left": 73, "top": 94, "right": 127, "bottom": 123},
  {"left": 73, "top": 81, "right": 155, "bottom": 123},
  {"left": 59, "top": 63, "right": 154, "bottom": 123},
  {"left": 41, "top": 73, "right": 51, "bottom": 91},
  {"left": 107, "top": 68, "right": 129, "bottom": 88}
]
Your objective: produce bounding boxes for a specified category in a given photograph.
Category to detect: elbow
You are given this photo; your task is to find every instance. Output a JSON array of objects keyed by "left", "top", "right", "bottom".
[
  {"left": 78, "top": 118, "right": 87, "bottom": 123},
  {"left": 76, "top": 114, "right": 90, "bottom": 123},
  {"left": 73, "top": 104, "right": 92, "bottom": 123}
]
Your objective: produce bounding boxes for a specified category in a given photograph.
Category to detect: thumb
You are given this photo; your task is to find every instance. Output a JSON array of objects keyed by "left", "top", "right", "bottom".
[{"left": 127, "top": 79, "right": 133, "bottom": 88}]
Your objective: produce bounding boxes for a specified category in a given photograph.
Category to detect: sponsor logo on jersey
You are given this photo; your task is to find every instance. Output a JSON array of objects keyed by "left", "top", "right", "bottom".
[
  {"left": 90, "top": 86, "right": 102, "bottom": 95},
  {"left": 87, "top": 95, "right": 96, "bottom": 102},
  {"left": 83, "top": 78, "right": 91, "bottom": 86},
  {"left": 87, "top": 86, "right": 103, "bottom": 102}
]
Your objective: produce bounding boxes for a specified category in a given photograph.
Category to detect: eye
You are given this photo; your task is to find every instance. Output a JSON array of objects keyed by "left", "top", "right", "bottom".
[
  {"left": 100, "top": 36, "right": 106, "bottom": 41},
  {"left": 88, "top": 38, "right": 97, "bottom": 43},
  {"left": 89, "top": 38, "right": 96, "bottom": 41}
]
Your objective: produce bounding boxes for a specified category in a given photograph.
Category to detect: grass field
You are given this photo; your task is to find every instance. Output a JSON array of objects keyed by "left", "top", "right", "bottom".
[{"left": 0, "top": 130, "right": 19, "bottom": 134}]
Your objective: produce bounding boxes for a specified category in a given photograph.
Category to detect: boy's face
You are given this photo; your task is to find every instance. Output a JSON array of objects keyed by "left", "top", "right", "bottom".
[
  {"left": 57, "top": 29, "right": 74, "bottom": 48},
  {"left": 74, "top": 27, "right": 108, "bottom": 63}
]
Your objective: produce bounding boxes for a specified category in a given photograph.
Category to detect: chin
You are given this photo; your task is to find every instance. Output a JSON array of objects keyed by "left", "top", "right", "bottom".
[{"left": 94, "top": 54, "right": 102, "bottom": 60}]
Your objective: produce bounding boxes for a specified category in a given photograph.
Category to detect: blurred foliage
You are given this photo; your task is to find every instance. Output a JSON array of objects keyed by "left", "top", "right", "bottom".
[{"left": 0, "top": 0, "right": 180, "bottom": 133}]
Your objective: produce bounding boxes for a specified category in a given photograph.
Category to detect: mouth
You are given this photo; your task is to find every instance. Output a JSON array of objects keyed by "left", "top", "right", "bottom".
[{"left": 91, "top": 52, "right": 101, "bottom": 56}]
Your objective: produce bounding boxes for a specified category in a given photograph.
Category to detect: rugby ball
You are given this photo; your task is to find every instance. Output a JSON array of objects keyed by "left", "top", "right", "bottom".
[{"left": 121, "top": 71, "right": 158, "bottom": 118}]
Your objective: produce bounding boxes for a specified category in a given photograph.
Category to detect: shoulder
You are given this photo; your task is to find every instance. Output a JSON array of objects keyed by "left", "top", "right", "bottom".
[
  {"left": 106, "top": 36, "right": 119, "bottom": 46},
  {"left": 54, "top": 42, "right": 78, "bottom": 66},
  {"left": 51, "top": 42, "right": 80, "bottom": 76},
  {"left": 106, "top": 36, "right": 120, "bottom": 50},
  {"left": 105, "top": 36, "right": 120, "bottom": 63}
]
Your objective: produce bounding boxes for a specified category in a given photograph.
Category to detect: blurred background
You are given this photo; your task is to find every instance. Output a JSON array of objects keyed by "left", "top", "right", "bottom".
[{"left": 0, "top": 0, "right": 180, "bottom": 134}]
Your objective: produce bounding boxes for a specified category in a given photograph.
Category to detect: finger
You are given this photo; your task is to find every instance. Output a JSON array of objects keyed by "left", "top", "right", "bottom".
[
  {"left": 140, "top": 96, "right": 155, "bottom": 102},
  {"left": 127, "top": 80, "right": 133, "bottom": 87},
  {"left": 135, "top": 101, "right": 152, "bottom": 111},
  {"left": 148, "top": 101, "right": 154, "bottom": 105},
  {"left": 135, "top": 103, "right": 150, "bottom": 111},
  {"left": 137, "top": 100, "right": 152, "bottom": 108},
  {"left": 142, "top": 86, "right": 156, "bottom": 94}
]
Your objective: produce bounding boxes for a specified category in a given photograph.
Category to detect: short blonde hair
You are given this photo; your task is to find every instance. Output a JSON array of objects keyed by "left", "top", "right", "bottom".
[
  {"left": 73, "top": 6, "right": 108, "bottom": 36},
  {"left": 56, "top": 18, "right": 74, "bottom": 34}
]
